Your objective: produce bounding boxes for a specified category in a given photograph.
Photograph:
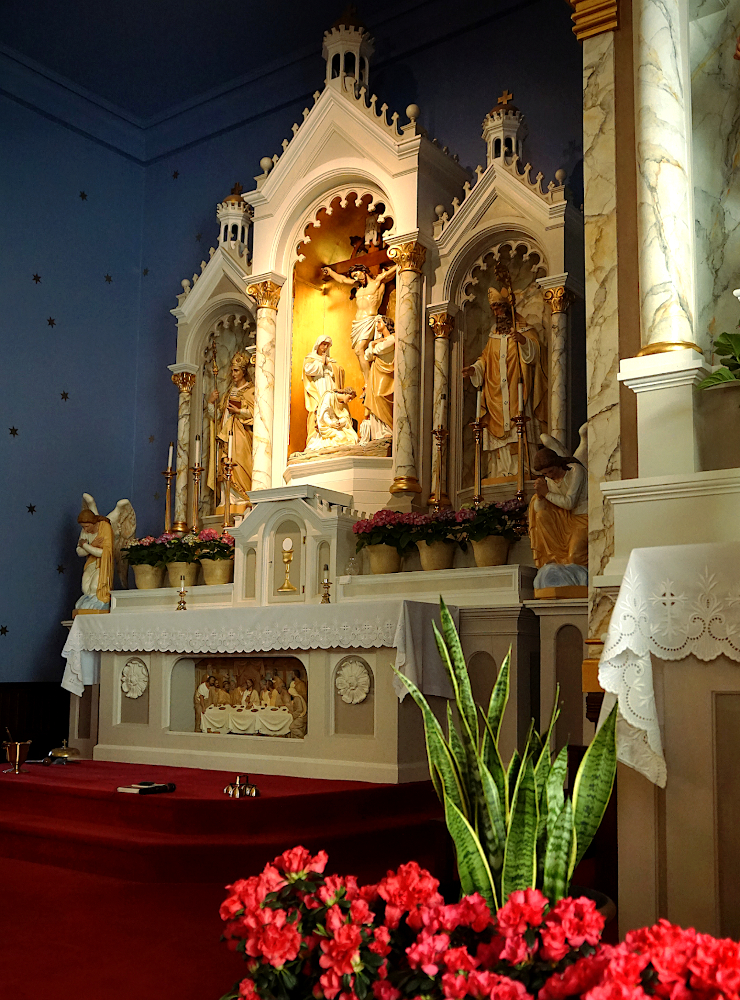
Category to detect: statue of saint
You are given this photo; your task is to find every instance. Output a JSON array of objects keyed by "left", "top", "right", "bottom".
[
  {"left": 462, "top": 285, "right": 547, "bottom": 479},
  {"left": 320, "top": 262, "right": 397, "bottom": 382},
  {"left": 361, "top": 315, "right": 395, "bottom": 442},
  {"left": 208, "top": 351, "right": 254, "bottom": 509},
  {"left": 528, "top": 428, "right": 588, "bottom": 585},
  {"left": 302, "top": 335, "right": 359, "bottom": 451},
  {"left": 74, "top": 495, "right": 136, "bottom": 616}
]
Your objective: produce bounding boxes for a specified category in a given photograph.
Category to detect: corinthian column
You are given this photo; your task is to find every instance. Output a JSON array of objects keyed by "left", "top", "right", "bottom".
[
  {"left": 427, "top": 308, "right": 455, "bottom": 508},
  {"left": 388, "top": 240, "right": 426, "bottom": 498},
  {"left": 247, "top": 276, "right": 283, "bottom": 491},
  {"left": 539, "top": 278, "right": 574, "bottom": 445},
  {"left": 168, "top": 364, "right": 198, "bottom": 533}
]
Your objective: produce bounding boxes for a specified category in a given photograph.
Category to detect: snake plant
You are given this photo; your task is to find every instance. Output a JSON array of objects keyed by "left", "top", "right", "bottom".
[{"left": 396, "top": 598, "right": 617, "bottom": 911}]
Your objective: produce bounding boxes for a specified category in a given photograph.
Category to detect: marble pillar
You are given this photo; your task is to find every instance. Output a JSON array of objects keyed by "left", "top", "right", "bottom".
[
  {"left": 170, "top": 371, "right": 196, "bottom": 533},
  {"left": 388, "top": 241, "right": 426, "bottom": 497},
  {"left": 247, "top": 279, "right": 282, "bottom": 492},
  {"left": 634, "top": 0, "right": 698, "bottom": 353},
  {"left": 540, "top": 280, "right": 574, "bottom": 446},
  {"left": 428, "top": 310, "right": 455, "bottom": 508},
  {"left": 582, "top": 31, "right": 622, "bottom": 637}
]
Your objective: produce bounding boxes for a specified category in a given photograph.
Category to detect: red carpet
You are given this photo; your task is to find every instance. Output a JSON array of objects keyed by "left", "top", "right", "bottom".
[{"left": 0, "top": 760, "right": 451, "bottom": 883}]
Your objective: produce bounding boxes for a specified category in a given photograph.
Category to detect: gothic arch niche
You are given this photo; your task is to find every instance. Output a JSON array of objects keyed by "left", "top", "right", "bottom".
[
  {"left": 466, "top": 650, "right": 498, "bottom": 710},
  {"left": 554, "top": 624, "right": 584, "bottom": 751},
  {"left": 288, "top": 191, "right": 395, "bottom": 457},
  {"left": 455, "top": 240, "right": 549, "bottom": 492}
]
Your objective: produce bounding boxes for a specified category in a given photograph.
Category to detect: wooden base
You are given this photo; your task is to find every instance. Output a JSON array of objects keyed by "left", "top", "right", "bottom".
[
  {"left": 534, "top": 585, "right": 588, "bottom": 599},
  {"left": 72, "top": 608, "right": 110, "bottom": 617}
]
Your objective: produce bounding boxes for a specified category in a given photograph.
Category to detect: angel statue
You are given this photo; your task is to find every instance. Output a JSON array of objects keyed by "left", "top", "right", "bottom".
[
  {"left": 527, "top": 424, "right": 588, "bottom": 591},
  {"left": 74, "top": 494, "right": 136, "bottom": 616}
]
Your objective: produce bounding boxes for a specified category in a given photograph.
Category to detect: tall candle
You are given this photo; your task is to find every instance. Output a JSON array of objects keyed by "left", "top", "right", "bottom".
[
  {"left": 194, "top": 435, "right": 201, "bottom": 465},
  {"left": 323, "top": 563, "right": 329, "bottom": 583},
  {"left": 475, "top": 387, "right": 482, "bottom": 421},
  {"left": 167, "top": 441, "right": 174, "bottom": 471},
  {"left": 228, "top": 430, "right": 233, "bottom": 460},
  {"left": 518, "top": 381, "right": 524, "bottom": 413},
  {"left": 180, "top": 575, "right": 185, "bottom": 589}
]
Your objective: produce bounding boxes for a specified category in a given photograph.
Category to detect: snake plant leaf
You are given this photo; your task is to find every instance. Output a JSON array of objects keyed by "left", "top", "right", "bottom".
[
  {"left": 546, "top": 746, "right": 568, "bottom": 836},
  {"left": 446, "top": 702, "right": 467, "bottom": 774},
  {"left": 542, "top": 798, "right": 576, "bottom": 903},
  {"left": 571, "top": 703, "right": 618, "bottom": 872},
  {"left": 529, "top": 726, "right": 543, "bottom": 763},
  {"left": 502, "top": 758, "right": 538, "bottom": 900},
  {"left": 507, "top": 749, "right": 522, "bottom": 814},
  {"left": 479, "top": 758, "right": 507, "bottom": 875},
  {"left": 439, "top": 599, "right": 479, "bottom": 746},
  {"left": 394, "top": 667, "right": 469, "bottom": 816},
  {"left": 479, "top": 711, "right": 509, "bottom": 821},
  {"left": 485, "top": 648, "right": 511, "bottom": 746},
  {"left": 445, "top": 795, "right": 497, "bottom": 912},
  {"left": 536, "top": 689, "right": 560, "bottom": 775}
]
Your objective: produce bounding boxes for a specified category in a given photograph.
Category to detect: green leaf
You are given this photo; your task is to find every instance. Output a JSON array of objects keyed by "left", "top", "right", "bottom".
[
  {"left": 507, "top": 749, "right": 522, "bottom": 811},
  {"left": 219, "top": 990, "right": 241, "bottom": 1000},
  {"left": 486, "top": 649, "right": 511, "bottom": 744},
  {"left": 439, "top": 598, "right": 479, "bottom": 747},
  {"left": 393, "top": 667, "right": 469, "bottom": 816},
  {"left": 715, "top": 331, "right": 740, "bottom": 362},
  {"left": 479, "top": 758, "right": 507, "bottom": 876},
  {"left": 571, "top": 703, "right": 618, "bottom": 872},
  {"left": 447, "top": 702, "right": 467, "bottom": 778},
  {"left": 502, "top": 758, "right": 538, "bottom": 899},
  {"left": 445, "top": 796, "right": 497, "bottom": 911},
  {"left": 542, "top": 798, "right": 576, "bottom": 903},
  {"left": 479, "top": 710, "right": 509, "bottom": 822},
  {"left": 546, "top": 746, "right": 568, "bottom": 837},
  {"left": 697, "top": 368, "right": 738, "bottom": 389}
]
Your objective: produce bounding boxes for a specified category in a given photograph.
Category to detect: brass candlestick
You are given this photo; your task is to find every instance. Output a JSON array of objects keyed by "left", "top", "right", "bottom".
[
  {"left": 428, "top": 426, "right": 450, "bottom": 512},
  {"left": 277, "top": 546, "right": 297, "bottom": 593},
  {"left": 471, "top": 418, "right": 484, "bottom": 507},
  {"left": 222, "top": 458, "right": 235, "bottom": 530},
  {"left": 162, "top": 467, "right": 175, "bottom": 533},
  {"left": 320, "top": 564, "right": 331, "bottom": 604},
  {"left": 513, "top": 405, "right": 531, "bottom": 502},
  {"left": 190, "top": 462, "right": 204, "bottom": 534},
  {"left": 176, "top": 577, "right": 187, "bottom": 611}
]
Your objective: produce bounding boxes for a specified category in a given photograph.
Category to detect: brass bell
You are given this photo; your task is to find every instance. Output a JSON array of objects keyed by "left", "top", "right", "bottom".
[
  {"left": 43, "top": 739, "right": 81, "bottom": 765},
  {"left": 224, "top": 773, "right": 259, "bottom": 798}
]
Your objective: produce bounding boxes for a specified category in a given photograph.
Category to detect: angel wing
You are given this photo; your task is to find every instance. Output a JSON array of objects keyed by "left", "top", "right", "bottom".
[
  {"left": 107, "top": 499, "right": 137, "bottom": 589},
  {"left": 539, "top": 433, "right": 568, "bottom": 458},
  {"left": 81, "top": 493, "right": 99, "bottom": 515},
  {"left": 574, "top": 422, "right": 588, "bottom": 467}
]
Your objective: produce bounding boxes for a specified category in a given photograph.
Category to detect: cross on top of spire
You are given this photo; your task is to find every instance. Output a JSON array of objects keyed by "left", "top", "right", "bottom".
[{"left": 498, "top": 90, "right": 513, "bottom": 106}]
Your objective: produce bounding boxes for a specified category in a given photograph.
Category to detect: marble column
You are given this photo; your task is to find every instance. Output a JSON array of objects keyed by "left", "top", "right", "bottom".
[
  {"left": 388, "top": 241, "right": 426, "bottom": 498},
  {"left": 247, "top": 278, "right": 282, "bottom": 492},
  {"left": 169, "top": 369, "right": 197, "bottom": 533},
  {"left": 633, "top": 0, "right": 698, "bottom": 353},
  {"left": 428, "top": 309, "right": 455, "bottom": 508},
  {"left": 539, "top": 279, "right": 574, "bottom": 446}
]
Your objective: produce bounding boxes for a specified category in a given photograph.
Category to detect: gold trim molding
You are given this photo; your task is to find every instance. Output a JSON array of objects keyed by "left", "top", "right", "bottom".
[
  {"left": 636, "top": 341, "right": 704, "bottom": 357},
  {"left": 569, "top": 0, "right": 618, "bottom": 41},
  {"left": 543, "top": 286, "right": 575, "bottom": 315},
  {"left": 429, "top": 313, "right": 455, "bottom": 339},
  {"left": 171, "top": 372, "right": 196, "bottom": 393},
  {"left": 247, "top": 279, "right": 282, "bottom": 310},
  {"left": 389, "top": 476, "right": 422, "bottom": 495},
  {"left": 388, "top": 242, "right": 426, "bottom": 274}
]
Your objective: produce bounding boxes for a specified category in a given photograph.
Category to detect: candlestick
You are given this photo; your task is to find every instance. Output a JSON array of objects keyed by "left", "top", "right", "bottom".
[
  {"left": 471, "top": 417, "right": 484, "bottom": 507},
  {"left": 162, "top": 465, "right": 176, "bottom": 533},
  {"left": 190, "top": 459, "right": 204, "bottom": 535},
  {"left": 512, "top": 410, "right": 531, "bottom": 502},
  {"left": 194, "top": 434, "right": 201, "bottom": 466},
  {"left": 518, "top": 381, "right": 524, "bottom": 413},
  {"left": 167, "top": 441, "right": 174, "bottom": 471},
  {"left": 176, "top": 576, "right": 187, "bottom": 611},
  {"left": 428, "top": 426, "right": 450, "bottom": 512},
  {"left": 475, "top": 386, "right": 482, "bottom": 421},
  {"left": 320, "top": 564, "right": 331, "bottom": 604},
  {"left": 227, "top": 431, "right": 233, "bottom": 461},
  {"left": 222, "top": 458, "right": 235, "bottom": 530}
]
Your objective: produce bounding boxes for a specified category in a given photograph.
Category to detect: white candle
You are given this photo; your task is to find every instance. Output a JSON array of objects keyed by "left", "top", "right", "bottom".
[
  {"left": 323, "top": 564, "right": 329, "bottom": 583},
  {"left": 180, "top": 575, "right": 185, "bottom": 588},
  {"left": 194, "top": 435, "right": 201, "bottom": 465},
  {"left": 475, "top": 387, "right": 482, "bottom": 421},
  {"left": 282, "top": 537, "right": 293, "bottom": 552},
  {"left": 228, "top": 431, "right": 233, "bottom": 460},
  {"left": 518, "top": 381, "right": 524, "bottom": 413},
  {"left": 167, "top": 442, "right": 174, "bottom": 470}
]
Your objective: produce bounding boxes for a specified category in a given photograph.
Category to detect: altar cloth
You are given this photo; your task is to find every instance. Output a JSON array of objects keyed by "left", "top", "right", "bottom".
[
  {"left": 201, "top": 704, "right": 293, "bottom": 736},
  {"left": 61, "top": 599, "right": 457, "bottom": 701},
  {"left": 598, "top": 541, "right": 740, "bottom": 787}
]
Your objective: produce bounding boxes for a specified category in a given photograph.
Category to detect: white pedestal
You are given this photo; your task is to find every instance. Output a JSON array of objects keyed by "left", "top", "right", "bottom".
[{"left": 284, "top": 456, "right": 393, "bottom": 514}]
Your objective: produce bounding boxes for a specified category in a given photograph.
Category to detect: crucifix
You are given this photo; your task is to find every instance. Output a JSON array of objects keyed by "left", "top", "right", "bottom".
[{"left": 498, "top": 89, "right": 514, "bottom": 106}]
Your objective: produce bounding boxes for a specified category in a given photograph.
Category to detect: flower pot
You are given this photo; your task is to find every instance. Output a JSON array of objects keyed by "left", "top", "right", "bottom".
[
  {"left": 166, "top": 561, "right": 199, "bottom": 588},
  {"left": 132, "top": 564, "right": 165, "bottom": 589},
  {"left": 366, "top": 544, "right": 402, "bottom": 574},
  {"left": 471, "top": 535, "right": 510, "bottom": 567},
  {"left": 200, "top": 558, "right": 234, "bottom": 585},
  {"left": 417, "top": 539, "right": 456, "bottom": 571}
]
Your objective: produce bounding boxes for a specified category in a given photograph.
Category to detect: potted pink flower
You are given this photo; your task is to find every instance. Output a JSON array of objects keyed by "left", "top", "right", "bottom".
[
  {"left": 196, "top": 528, "right": 235, "bottom": 586},
  {"left": 353, "top": 510, "right": 422, "bottom": 574},
  {"left": 123, "top": 536, "right": 167, "bottom": 589}
]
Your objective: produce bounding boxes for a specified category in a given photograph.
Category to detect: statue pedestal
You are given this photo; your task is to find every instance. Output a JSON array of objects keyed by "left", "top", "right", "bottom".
[{"left": 284, "top": 455, "right": 393, "bottom": 513}]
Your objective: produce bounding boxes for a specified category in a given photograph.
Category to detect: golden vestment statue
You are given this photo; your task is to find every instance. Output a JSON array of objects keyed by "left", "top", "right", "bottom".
[
  {"left": 362, "top": 316, "right": 394, "bottom": 441},
  {"left": 208, "top": 363, "right": 254, "bottom": 508},
  {"left": 528, "top": 429, "right": 589, "bottom": 572}
]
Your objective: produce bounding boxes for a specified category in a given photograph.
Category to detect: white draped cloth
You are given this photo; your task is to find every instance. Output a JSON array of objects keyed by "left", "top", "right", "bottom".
[
  {"left": 201, "top": 704, "right": 292, "bottom": 736},
  {"left": 61, "top": 600, "right": 457, "bottom": 701},
  {"left": 598, "top": 542, "right": 740, "bottom": 788}
]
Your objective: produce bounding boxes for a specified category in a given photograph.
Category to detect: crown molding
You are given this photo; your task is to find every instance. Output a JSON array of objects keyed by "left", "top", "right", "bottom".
[{"left": 569, "top": 0, "right": 619, "bottom": 41}]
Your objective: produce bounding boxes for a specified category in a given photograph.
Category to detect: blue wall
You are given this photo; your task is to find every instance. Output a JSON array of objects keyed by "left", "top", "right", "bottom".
[{"left": 0, "top": 0, "right": 583, "bottom": 682}]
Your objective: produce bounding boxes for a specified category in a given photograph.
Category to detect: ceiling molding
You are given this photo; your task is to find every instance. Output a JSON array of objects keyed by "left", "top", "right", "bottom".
[{"left": 569, "top": 0, "right": 619, "bottom": 41}]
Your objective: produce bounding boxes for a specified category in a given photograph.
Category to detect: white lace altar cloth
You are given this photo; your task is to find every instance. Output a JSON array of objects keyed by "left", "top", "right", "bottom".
[
  {"left": 61, "top": 600, "right": 456, "bottom": 701},
  {"left": 599, "top": 542, "right": 740, "bottom": 788}
]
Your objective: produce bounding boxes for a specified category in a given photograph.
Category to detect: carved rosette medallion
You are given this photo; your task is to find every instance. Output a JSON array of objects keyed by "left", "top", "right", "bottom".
[
  {"left": 171, "top": 371, "right": 196, "bottom": 394},
  {"left": 335, "top": 656, "right": 372, "bottom": 705},
  {"left": 388, "top": 241, "right": 427, "bottom": 274},
  {"left": 247, "top": 280, "right": 282, "bottom": 310},
  {"left": 121, "top": 658, "right": 149, "bottom": 699},
  {"left": 429, "top": 313, "right": 455, "bottom": 339},
  {"left": 543, "top": 286, "right": 575, "bottom": 315}
]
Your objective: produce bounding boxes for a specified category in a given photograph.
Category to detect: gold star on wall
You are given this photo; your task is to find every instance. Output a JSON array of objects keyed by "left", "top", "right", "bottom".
[
  {"left": 79, "top": 191, "right": 87, "bottom": 200},
  {"left": 148, "top": 435, "right": 155, "bottom": 443},
  {"left": 32, "top": 274, "right": 41, "bottom": 283},
  {"left": 0, "top": 626, "right": 8, "bottom": 636},
  {"left": 9, "top": 427, "right": 18, "bottom": 437},
  {"left": 61, "top": 391, "right": 69, "bottom": 401},
  {"left": 56, "top": 564, "right": 65, "bottom": 574},
  {"left": 27, "top": 504, "right": 36, "bottom": 514},
  {"left": 195, "top": 233, "right": 202, "bottom": 242},
  {"left": 47, "top": 317, "right": 56, "bottom": 327},
  {"left": 142, "top": 268, "right": 149, "bottom": 276},
  {"left": 153, "top": 491, "right": 161, "bottom": 501},
  {"left": 172, "top": 170, "right": 179, "bottom": 179},
  {"left": 104, "top": 274, "right": 112, "bottom": 283}
]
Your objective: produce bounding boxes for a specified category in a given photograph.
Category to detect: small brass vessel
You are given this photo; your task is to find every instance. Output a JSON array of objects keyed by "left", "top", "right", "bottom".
[
  {"left": 47, "top": 739, "right": 81, "bottom": 764},
  {"left": 224, "top": 773, "right": 260, "bottom": 798},
  {"left": 3, "top": 740, "right": 32, "bottom": 774}
]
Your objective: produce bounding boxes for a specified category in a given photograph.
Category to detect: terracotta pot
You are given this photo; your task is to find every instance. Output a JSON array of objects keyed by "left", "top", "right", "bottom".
[
  {"left": 471, "top": 535, "right": 510, "bottom": 567},
  {"left": 200, "top": 558, "right": 234, "bottom": 585},
  {"left": 366, "top": 544, "right": 402, "bottom": 574},
  {"left": 166, "top": 561, "right": 199, "bottom": 588},
  {"left": 132, "top": 564, "right": 165, "bottom": 589},
  {"left": 417, "top": 539, "right": 456, "bottom": 571}
]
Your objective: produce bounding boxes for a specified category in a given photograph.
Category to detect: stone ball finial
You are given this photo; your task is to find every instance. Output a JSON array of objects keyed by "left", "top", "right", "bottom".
[
  {"left": 555, "top": 168, "right": 567, "bottom": 185},
  {"left": 406, "top": 104, "right": 420, "bottom": 123},
  {"left": 259, "top": 156, "right": 274, "bottom": 174},
  {"left": 434, "top": 205, "right": 446, "bottom": 219}
]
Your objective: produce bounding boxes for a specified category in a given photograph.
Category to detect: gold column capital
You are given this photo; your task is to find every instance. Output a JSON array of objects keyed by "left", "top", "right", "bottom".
[
  {"left": 429, "top": 312, "right": 455, "bottom": 339},
  {"left": 247, "top": 279, "right": 282, "bottom": 310},
  {"left": 171, "top": 371, "right": 196, "bottom": 393},
  {"left": 569, "top": 0, "right": 618, "bottom": 41},
  {"left": 388, "top": 241, "right": 427, "bottom": 273},
  {"left": 543, "top": 286, "right": 575, "bottom": 315}
]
